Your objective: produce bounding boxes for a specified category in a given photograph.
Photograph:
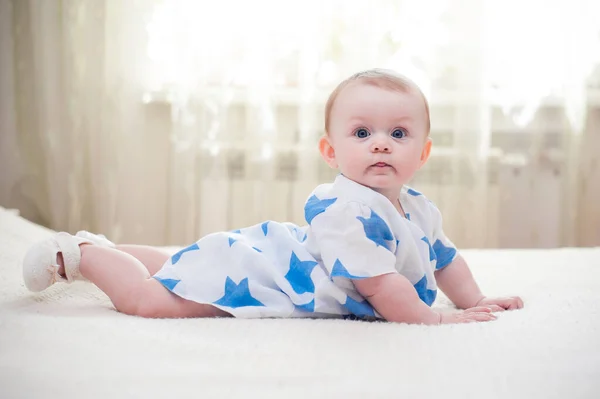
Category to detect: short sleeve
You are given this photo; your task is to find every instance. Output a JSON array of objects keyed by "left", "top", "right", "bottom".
[
  {"left": 310, "top": 201, "right": 398, "bottom": 280},
  {"left": 428, "top": 202, "right": 458, "bottom": 270}
]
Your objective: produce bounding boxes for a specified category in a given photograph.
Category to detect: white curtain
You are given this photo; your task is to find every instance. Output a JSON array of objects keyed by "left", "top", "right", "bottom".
[{"left": 1, "top": 0, "right": 599, "bottom": 248}]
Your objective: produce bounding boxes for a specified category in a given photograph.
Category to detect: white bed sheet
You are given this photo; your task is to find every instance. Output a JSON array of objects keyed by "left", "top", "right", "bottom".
[{"left": 1, "top": 207, "right": 599, "bottom": 399}]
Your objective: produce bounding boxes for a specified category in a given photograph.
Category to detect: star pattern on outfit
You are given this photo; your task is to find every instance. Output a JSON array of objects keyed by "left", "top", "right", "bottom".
[
  {"left": 330, "top": 259, "right": 366, "bottom": 280},
  {"left": 304, "top": 195, "right": 337, "bottom": 224},
  {"left": 413, "top": 274, "right": 437, "bottom": 306},
  {"left": 214, "top": 277, "right": 265, "bottom": 308},
  {"left": 421, "top": 236, "right": 436, "bottom": 261},
  {"left": 357, "top": 210, "right": 394, "bottom": 249},
  {"left": 296, "top": 299, "right": 315, "bottom": 312},
  {"left": 154, "top": 277, "right": 181, "bottom": 290},
  {"left": 344, "top": 295, "right": 376, "bottom": 317},
  {"left": 156, "top": 175, "right": 453, "bottom": 320},
  {"left": 261, "top": 221, "right": 269, "bottom": 236},
  {"left": 284, "top": 251, "right": 318, "bottom": 294},
  {"left": 171, "top": 243, "right": 200, "bottom": 264},
  {"left": 433, "top": 239, "right": 457, "bottom": 269}
]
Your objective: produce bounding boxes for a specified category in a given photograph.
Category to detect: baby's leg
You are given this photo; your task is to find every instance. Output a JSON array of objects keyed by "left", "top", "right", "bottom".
[
  {"left": 78, "top": 245, "right": 230, "bottom": 318},
  {"left": 114, "top": 244, "right": 171, "bottom": 275},
  {"left": 75, "top": 231, "right": 171, "bottom": 276}
]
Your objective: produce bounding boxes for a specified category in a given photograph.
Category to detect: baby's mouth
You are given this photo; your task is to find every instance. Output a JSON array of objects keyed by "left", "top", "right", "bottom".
[{"left": 372, "top": 162, "right": 391, "bottom": 168}]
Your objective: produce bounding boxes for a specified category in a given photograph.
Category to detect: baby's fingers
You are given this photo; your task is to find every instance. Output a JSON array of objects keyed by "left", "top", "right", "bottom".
[
  {"left": 462, "top": 312, "right": 497, "bottom": 323},
  {"left": 497, "top": 298, "right": 523, "bottom": 310},
  {"left": 440, "top": 310, "right": 497, "bottom": 324},
  {"left": 464, "top": 306, "right": 493, "bottom": 314},
  {"left": 511, "top": 297, "right": 524, "bottom": 309}
]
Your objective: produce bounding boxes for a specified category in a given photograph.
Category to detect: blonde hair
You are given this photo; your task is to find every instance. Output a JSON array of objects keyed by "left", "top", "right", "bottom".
[{"left": 324, "top": 68, "right": 431, "bottom": 135}]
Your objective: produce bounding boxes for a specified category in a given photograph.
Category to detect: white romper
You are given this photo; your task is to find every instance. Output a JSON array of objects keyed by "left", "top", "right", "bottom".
[{"left": 153, "top": 174, "right": 458, "bottom": 319}]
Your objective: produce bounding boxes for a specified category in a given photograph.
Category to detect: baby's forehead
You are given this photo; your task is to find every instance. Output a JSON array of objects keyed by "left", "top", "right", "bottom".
[
  {"left": 324, "top": 71, "right": 431, "bottom": 134},
  {"left": 329, "top": 79, "right": 431, "bottom": 134},
  {"left": 333, "top": 82, "right": 424, "bottom": 116}
]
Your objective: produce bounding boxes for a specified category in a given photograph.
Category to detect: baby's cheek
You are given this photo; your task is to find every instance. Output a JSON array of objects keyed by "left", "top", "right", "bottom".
[{"left": 397, "top": 160, "right": 420, "bottom": 176}]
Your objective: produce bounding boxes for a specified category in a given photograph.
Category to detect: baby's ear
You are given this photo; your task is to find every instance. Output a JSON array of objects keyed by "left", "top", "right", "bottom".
[
  {"left": 419, "top": 138, "right": 432, "bottom": 167},
  {"left": 319, "top": 135, "right": 338, "bottom": 168}
]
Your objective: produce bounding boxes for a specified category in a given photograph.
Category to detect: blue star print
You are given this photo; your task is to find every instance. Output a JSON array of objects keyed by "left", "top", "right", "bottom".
[
  {"left": 433, "top": 239, "right": 457, "bottom": 269},
  {"left": 344, "top": 295, "right": 376, "bottom": 317},
  {"left": 261, "top": 221, "right": 269, "bottom": 236},
  {"left": 285, "top": 252, "right": 318, "bottom": 294},
  {"left": 413, "top": 275, "right": 437, "bottom": 306},
  {"left": 421, "top": 236, "right": 436, "bottom": 261},
  {"left": 214, "top": 277, "right": 265, "bottom": 308},
  {"left": 228, "top": 237, "right": 238, "bottom": 247},
  {"left": 296, "top": 299, "right": 315, "bottom": 313},
  {"left": 331, "top": 259, "right": 366, "bottom": 280},
  {"left": 407, "top": 188, "right": 422, "bottom": 196},
  {"left": 171, "top": 243, "right": 200, "bottom": 264},
  {"left": 357, "top": 210, "right": 394, "bottom": 249},
  {"left": 154, "top": 277, "right": 181, "bottom": 290},
  {"left": 305, "top": 195, "right": 337, "bottom": 224}
]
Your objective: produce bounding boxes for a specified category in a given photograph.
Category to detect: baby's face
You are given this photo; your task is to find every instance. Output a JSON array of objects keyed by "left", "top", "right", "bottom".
[{"left": 324, "top": 82, "right": 431, "bottom": 196}]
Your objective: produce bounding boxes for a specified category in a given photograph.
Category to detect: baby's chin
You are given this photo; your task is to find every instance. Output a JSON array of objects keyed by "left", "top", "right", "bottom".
[{"left": 356, "top": 176, "right": 405, "bottom": 192}]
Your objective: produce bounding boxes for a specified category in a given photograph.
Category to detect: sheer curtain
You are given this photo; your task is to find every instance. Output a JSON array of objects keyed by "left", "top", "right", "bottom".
[{"left": 1, "top": 0, "right": 599, "bottom": 248}]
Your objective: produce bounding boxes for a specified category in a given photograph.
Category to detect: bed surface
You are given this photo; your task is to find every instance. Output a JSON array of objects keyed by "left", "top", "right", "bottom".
[{"left": 1, "top": 207, "right": 599, "bottom": 398}]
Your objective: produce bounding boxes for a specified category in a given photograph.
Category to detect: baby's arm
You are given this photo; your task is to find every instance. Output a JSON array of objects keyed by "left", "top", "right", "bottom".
[
  {"left": 434, "top": 255, "right": 484, "bottom": 309},
  {"left": 426, "top": 200, "right": 523, "bottom": 312},
  {"left": 435, "top": 255, "right": 524, "bottom": 310},
  {"left": 354, "top": 273, "right": 497, "bottom": 325}
]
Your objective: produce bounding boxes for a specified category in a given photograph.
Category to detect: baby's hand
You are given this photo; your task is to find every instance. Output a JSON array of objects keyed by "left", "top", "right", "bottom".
[
  {"left": 476, "top": 296, "right": 524, "bottom": 311},
  {"left": 439, "top": 306, "right": 497, "bottom": 324}
]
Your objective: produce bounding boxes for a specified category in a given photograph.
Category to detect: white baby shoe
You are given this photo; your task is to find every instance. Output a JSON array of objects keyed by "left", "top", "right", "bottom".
[
  {"left": 22, "top": 232, "right": 95, "bottom": 292},
  {"left": 75, "top": 230, "right": 116, "bottom": 248}
]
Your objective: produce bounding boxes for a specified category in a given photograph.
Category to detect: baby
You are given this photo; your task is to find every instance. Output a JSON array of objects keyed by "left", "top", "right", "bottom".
[{"left": 22, "top": 69, "right": 523, "bottom": 324}]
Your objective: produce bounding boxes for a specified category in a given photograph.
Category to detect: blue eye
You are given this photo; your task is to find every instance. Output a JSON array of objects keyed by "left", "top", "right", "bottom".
[
  {"left": 354, "top": 128, "right": 370, "bottom": 138},
  {"left": 391, "top": 128, "right": 407, "bottom": 138}
]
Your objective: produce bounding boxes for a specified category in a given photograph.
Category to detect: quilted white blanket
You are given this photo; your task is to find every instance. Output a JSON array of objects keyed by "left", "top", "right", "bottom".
[{"left": 0, "top": 207, "right": 599, "bottom": 399}]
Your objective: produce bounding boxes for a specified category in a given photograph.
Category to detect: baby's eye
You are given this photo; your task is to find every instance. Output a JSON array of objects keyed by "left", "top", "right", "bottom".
[
  {"left": 354, "top": 128, "right": 370, "bottom": 138},
  {"left": 391, "top": 128, "right": 407, "bottom": 139}
]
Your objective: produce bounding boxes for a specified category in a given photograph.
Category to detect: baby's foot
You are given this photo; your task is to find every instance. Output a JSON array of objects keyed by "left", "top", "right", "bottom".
[
  {"left": 22, "top": 232, "right": 93, "bottom": 292},
  {"left": 75, "top": 231, "right": 116, "bottom": 248}
]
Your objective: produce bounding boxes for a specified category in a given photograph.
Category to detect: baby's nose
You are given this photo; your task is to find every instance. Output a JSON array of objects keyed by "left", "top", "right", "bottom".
[{"left": 370, "top": 138, "right": 391, "bottom": 153}]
